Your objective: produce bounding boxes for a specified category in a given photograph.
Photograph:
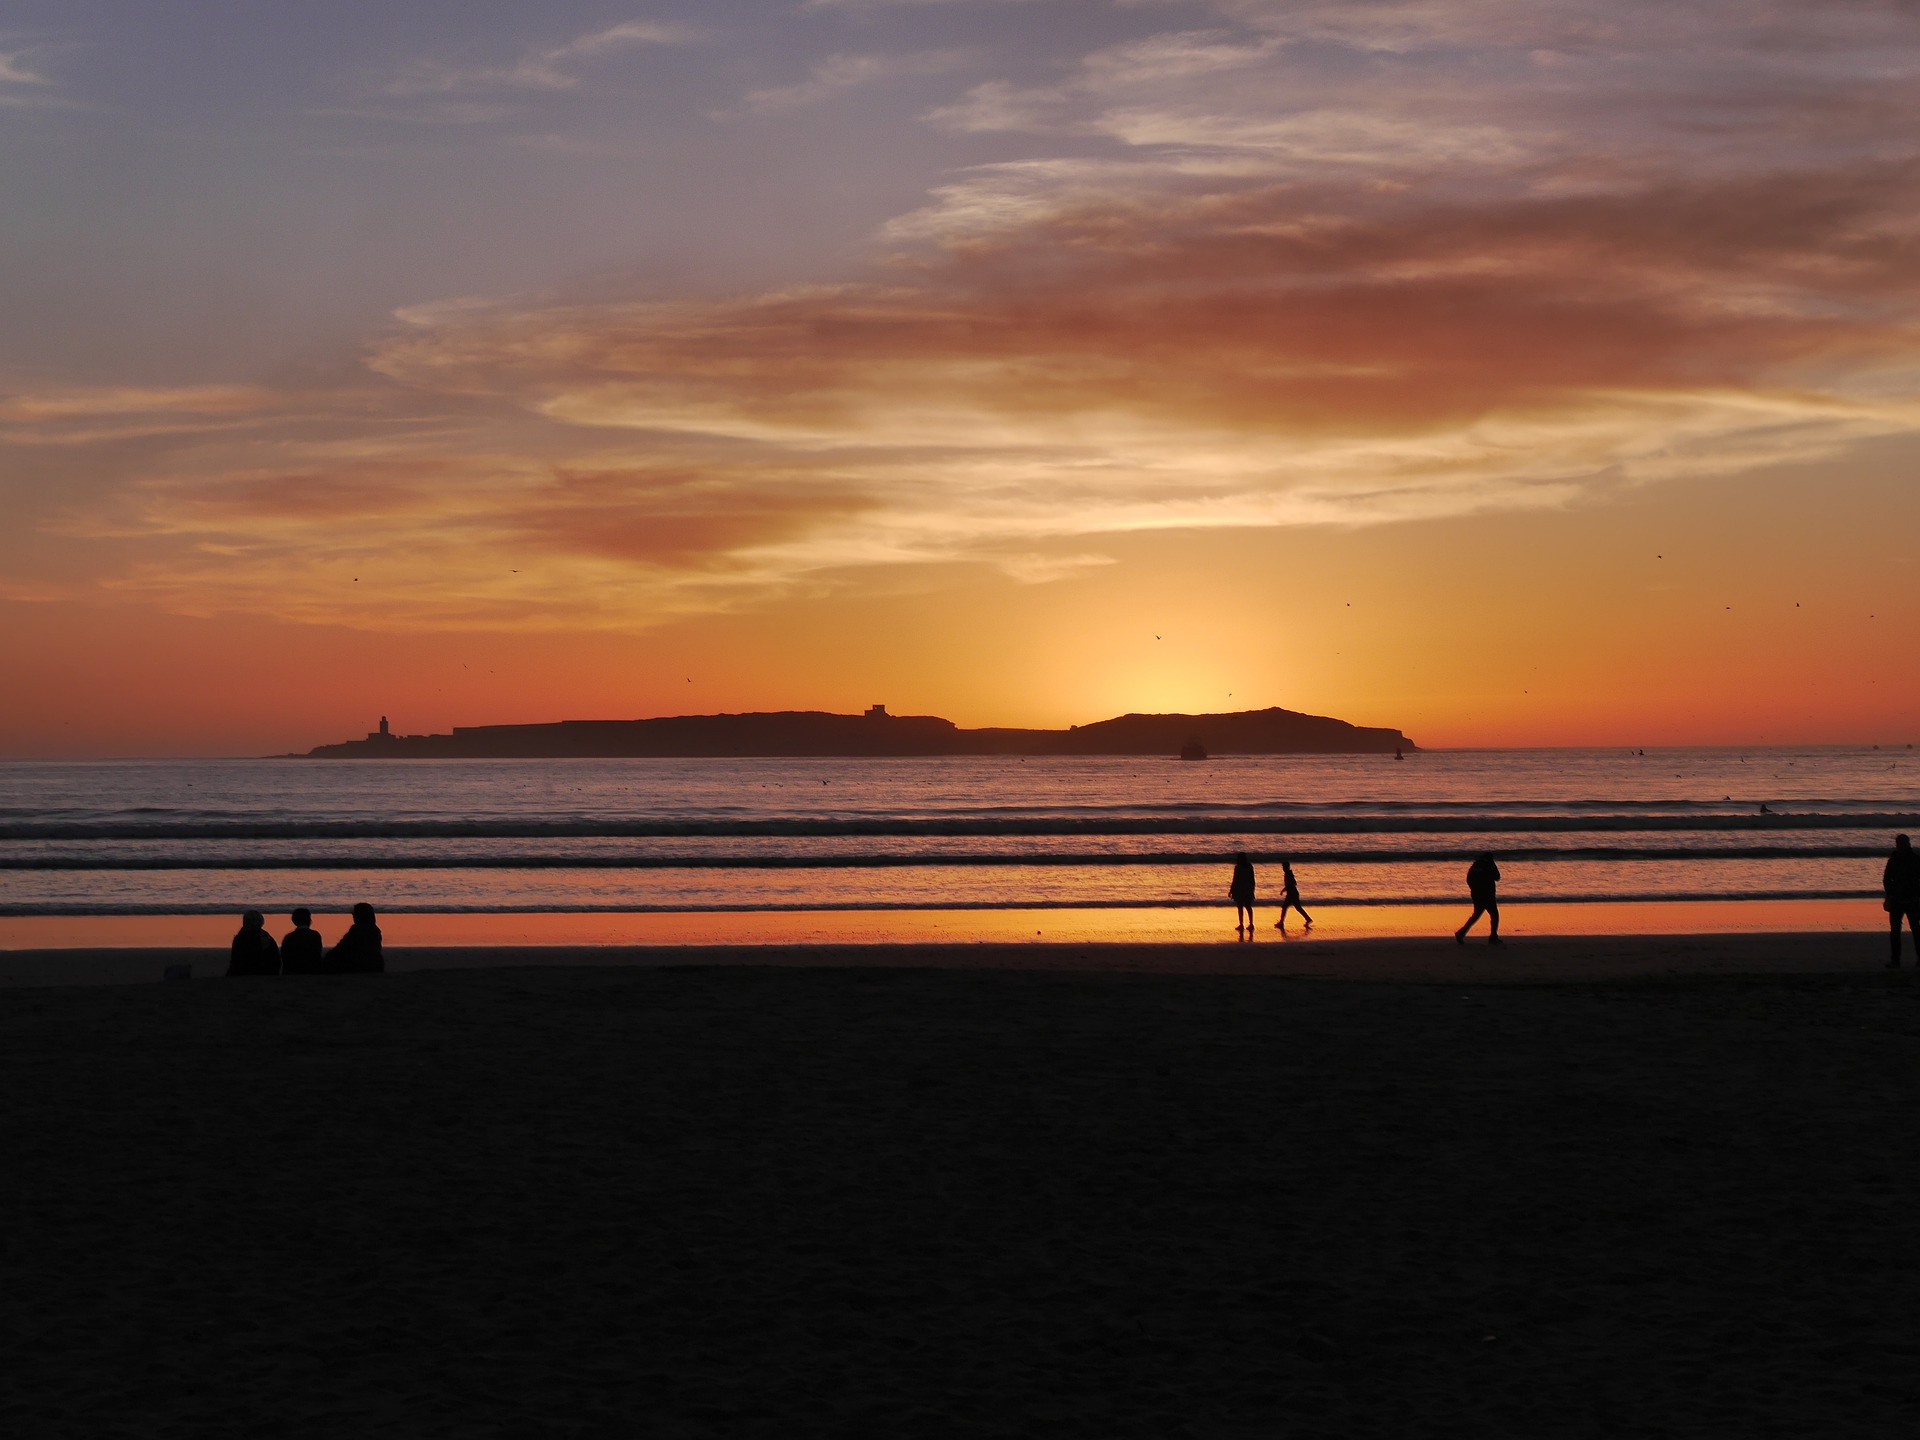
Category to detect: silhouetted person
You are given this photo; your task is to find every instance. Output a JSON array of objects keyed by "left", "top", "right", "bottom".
[
  {"left": 1456, "top": 854, "right": 1502, "bottom": 945},
  {"left": 1230, "top": 852, "right": 1256, "bottom": 937},
  {"left": 1885, "top": 835, "right": 1920, "bottom": 969},
  {"left": 227, "top": 910, "right": 279, "bottom": 976},
  {"left": 281, "top": 907, "right": 324, "bottom": 975},
  {"left": 326, "top": 902, "right": 384, "bottom": 974},
  {"left": 1274, "top": 859, "right": 1312, "bottom": 930}
]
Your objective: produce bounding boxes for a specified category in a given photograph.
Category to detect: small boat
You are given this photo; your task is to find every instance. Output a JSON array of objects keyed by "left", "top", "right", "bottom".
[{"left": 1179, "top": 738, "right": 1208, "bottom": 761}]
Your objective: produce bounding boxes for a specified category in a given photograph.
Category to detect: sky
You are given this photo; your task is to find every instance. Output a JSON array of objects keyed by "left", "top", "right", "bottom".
[{"left": 2, "top": 0, "right": 1918, "bottom": 755}]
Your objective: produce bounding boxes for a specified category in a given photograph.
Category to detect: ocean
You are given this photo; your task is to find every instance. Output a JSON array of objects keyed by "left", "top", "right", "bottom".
[{"left": 4, "top": 749, "right": 1917, "bottom": 941}]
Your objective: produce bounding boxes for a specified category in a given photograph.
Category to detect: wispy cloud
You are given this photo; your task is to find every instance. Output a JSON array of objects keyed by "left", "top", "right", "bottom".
[
  {"left": 0, "top": 49, "right": 49, "bottom": 87},
  {"left": 0, "top": 385, "right": 294, "bottom": 446},
  {"left": 0, "top": 42, "right": 76, "bottom": 110},
  {"left": 801, "top": 0, "right": 1037, "bottom": 10},
  {"left": 925, "top": 30, "right": 1283, "bottom": 135},
  {"left": 742, "top": 50, "right": 965, "bottom": 113},
  {"left": 380, "top": 20, "right": 695, "bottom": 107}
]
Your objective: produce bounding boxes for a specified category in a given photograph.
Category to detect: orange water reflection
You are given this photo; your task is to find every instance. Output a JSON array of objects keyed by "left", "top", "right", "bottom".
[{"left": 0, "top": 898, "right": 1881, "bottom": 951}]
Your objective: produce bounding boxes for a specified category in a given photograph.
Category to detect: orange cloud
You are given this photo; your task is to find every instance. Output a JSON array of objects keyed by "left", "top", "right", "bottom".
[
  {"left": 510, "top": 468, "right": 876, "bottom": 566},
  {"left": 23, "top": 0, "right": 1920, "bottom": 644},
  {"left": 44, "top": 149, "right": 1920, "bottom": 636}
]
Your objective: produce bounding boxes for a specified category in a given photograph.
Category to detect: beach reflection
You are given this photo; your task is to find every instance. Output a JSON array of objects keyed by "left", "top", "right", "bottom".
[{"left": 0, "top": 897, "right": 1879, "bottom": 951}]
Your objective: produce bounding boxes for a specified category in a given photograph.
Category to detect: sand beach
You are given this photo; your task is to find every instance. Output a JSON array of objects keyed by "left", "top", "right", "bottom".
[{"left": 8, "top": 932, "right": 1920, "bottom": 1435}]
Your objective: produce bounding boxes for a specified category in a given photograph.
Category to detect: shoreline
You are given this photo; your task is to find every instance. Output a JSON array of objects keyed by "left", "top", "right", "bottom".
[{"left": 0, "top": 929, "right": 1895, "bottom": 988}]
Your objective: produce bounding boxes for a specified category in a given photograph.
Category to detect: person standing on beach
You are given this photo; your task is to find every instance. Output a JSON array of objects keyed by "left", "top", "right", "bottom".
[
  {"left": 325, "top": 902, "right": 385, "bottom": 974},
  {"left": 1230, "top": 852, "right": 1256, "bottom": 937},
  {"left": 1274, "top": 860, "right": 1313, "bottom": 931},
  {"left": 227, "top": 911, "right": 280, "bottom": 976},
  {"left": 1455, "top": 854, "right": 1502, "bottom": 945},
  {"left": 1885, "top": 835, "right": 1920, "bottom": 968},
  {"left": 281, "top": 908, "right": 324, "bottom": 975}
]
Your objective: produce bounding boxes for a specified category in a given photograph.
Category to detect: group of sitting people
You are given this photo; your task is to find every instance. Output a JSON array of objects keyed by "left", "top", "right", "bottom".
[{"left": 227, "top": 902, "right": 384, "bottom": 976}]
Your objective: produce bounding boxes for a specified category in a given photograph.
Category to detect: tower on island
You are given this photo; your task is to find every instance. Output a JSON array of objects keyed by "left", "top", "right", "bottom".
[
  {"left": 865, "top": 703, "right": 888, "bottom": 718},
  {"left": 366, "top": 715, "right": 394, "bottom": 742}
]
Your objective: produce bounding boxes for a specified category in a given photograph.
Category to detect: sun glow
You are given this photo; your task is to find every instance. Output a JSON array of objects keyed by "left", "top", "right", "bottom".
[{"left": 4, "top": 2, "right": 1920, "bottom": 752}]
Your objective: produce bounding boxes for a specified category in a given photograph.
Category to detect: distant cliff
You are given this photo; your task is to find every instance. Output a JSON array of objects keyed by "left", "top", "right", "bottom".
[{"left": 290, "top": 706, "right": 1415, "bottom": 759}]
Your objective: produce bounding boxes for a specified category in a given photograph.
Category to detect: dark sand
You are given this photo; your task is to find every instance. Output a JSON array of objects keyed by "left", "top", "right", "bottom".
[{"left": 8, "top": 941, "right": 1920, "bottom": 1435}]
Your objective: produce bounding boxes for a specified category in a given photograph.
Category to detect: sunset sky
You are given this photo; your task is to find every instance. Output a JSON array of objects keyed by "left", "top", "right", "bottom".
[{"left": 3, "top": 0, "right": 1918, "bottom": 755}]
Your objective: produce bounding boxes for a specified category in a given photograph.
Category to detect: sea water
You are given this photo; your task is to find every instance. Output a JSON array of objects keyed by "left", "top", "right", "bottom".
[{"left": 3, "top": 750, "right": 1917, "bottom": 931}]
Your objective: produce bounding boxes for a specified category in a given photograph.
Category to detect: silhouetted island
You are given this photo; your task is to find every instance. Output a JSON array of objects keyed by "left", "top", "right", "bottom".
[{"left": 288, "top": 705, "right": 1415, "bottom": 759}]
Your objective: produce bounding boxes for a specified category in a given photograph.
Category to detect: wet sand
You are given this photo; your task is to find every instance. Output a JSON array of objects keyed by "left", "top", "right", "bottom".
[
  {"left": 0, "top": 896, "right": 1880, "bottom": 953},
  {"left": 8, "top": 943, "right": 1920, "bottom": 1435},
  {"left": 0, "top": 927, "right": 1895, "bottom": 987}
]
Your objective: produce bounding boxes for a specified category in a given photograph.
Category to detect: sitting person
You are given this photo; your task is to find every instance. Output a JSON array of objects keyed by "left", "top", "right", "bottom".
[
  {"left": 227, "top": 910, "right": 280, "bottom": 976},
  {"left": 325, "top": 902, "right": 385, "bottom": 974},
  {"left": 281, "top": 908, "right": 325, "bottom": 975}
]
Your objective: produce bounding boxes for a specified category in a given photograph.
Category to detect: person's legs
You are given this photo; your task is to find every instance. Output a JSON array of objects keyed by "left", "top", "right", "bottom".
[
  {"left": 1486, "top": 899, "right": 1501, "bottom": 943},
  {"left": 1275, "top": 900, "right": 1292, "bottom": 929},
  {"left": 1456, "top": 902, "right": 1486, "bottom": 940},
  {"left": 1297, "top": 903, "right": 1313, "bottom": 927},
  {"left": 1899, "top": 907, "right": 1920, "bottom": 965},
  {"left": 1893, "top": 907, "right": 1905, "bottom": 966}
]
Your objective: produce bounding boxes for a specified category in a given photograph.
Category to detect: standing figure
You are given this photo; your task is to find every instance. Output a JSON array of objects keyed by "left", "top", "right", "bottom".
[
  {"left": 1229, "top": 852, "right": 1256, "bottom": 938},
  {"left": 281, "top": 908, "right": 325, "bottom": 975},
  {"left": 1274, "top": 860, "right": 1313, "bottom": 931},
  {"left": 326, "top": 902, "right": 385, "bottom": 974},
  {"left": 1455, "top": 854, "right": 1502, "bottom": 945},
  {"left": 1885, "top": 834, "right": 1920, "bottom": 969},
  {"left": 227, "top": 910, "right": 280, "bottom": 976}
]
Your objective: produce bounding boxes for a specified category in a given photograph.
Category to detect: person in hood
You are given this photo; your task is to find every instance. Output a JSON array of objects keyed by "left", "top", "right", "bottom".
[
  {"left": 325, "top": 902, "right": 385, "bottom": 974},
  {"left": 227, "top": 911, "right": 280, "bottom": 976},
  {"left": 1455, "top": 854, "right": 1502, "bottom": 946}
]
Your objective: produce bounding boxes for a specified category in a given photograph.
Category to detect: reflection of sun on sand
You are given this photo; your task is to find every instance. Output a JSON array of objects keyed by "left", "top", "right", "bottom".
[
  {"left": 0, "top": 929, "right": 1900, "bottom": 986},
  {"left": 0, "top": 896, "right": 1885, "bottom": 963},
  {"left": 9, "top": 960, "right": 1920, "bottom": 1433}
]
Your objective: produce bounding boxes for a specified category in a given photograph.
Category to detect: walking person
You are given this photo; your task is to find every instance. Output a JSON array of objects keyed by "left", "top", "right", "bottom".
[
  {"left": 1455, "top": 853, "right": 1503, "bottom": 945},
  {"left": 1274, "top": 859, "right": 1313, "bottom": 931},
  {"left": 1885, "top": 834, "right": 1920, "bottom": 968},
  {"left": 227, "top": 910, "right": 280, "bottom": 976},
  {"left": 1230, "top": 852, "right": 1256, "bottom": 938}
]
